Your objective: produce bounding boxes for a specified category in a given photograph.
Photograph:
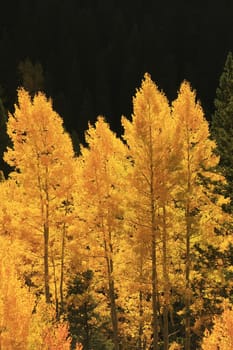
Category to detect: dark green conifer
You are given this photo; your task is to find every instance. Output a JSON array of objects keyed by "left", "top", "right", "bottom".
[{"left": 211, "top": 52, "right": 233, "bottom": 212}]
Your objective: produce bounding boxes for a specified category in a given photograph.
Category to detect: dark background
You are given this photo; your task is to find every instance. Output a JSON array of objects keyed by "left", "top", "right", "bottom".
[{"left": 0, "top": 0, "right": 233, "bottom": 141}]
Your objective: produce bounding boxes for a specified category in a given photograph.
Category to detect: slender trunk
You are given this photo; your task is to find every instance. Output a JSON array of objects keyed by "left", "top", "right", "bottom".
[
  {"left": 51, "top": 254, "right": 59, "bottom": 318},
  {"left": 185, "top": 202, "right": 191, "bottom": 350},
  {"left": 151, "top": 228, "right": 159, "bottom": 350},
  {"left": 108, "top": 274, "right": 119, "bottom": 350},
  {"left": 163, "top": 301, "right": 169, "bottom": 350},
  {"left": 44, "top": 221, "right": 50, "bottom": 303},
  {"left": 138, "top": 243, "right": 144, "bottom": 350},
  {"left": 103, "top": 226, "right": 119, "bottom": 350},
  {"left": 149, "top": 124, "right": 159, "bottom": 350},
  {"left": 108, "top": 245, "right": 119, "bottom": 350},
  {"left": 162, "top": 205, "right": 169, "bottom": 350},
  {"left": 44, "top": 170, "right": 50, "bottom": 303},
  {"left": 59, "top": 222, "right": 66, "bottom": 315},
  {"left": 185, "top": 131, "right": 191, "bottom": 350},
  {"left": 139, "top": 290, "right": 143, "bottom": 350}
]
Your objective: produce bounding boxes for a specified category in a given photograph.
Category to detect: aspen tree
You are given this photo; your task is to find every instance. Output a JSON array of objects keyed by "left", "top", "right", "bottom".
[
  {"left": 172, "top": 81, "right": 225, "bottom": 350},
  {"left": 4, "top": 88, "right": 75, "bottom": 304},
  {"left": 122, "top": 73, "right": 173, "bottom": 350},
  {"left": 79, "top": 116, "right": 129, "bottom": 350}
]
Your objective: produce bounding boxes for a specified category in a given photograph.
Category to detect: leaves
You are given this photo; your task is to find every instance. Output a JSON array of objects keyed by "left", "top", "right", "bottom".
[
  {"left": 201, "top": 304, "right": 233, "bottom": 350},
  {"left": 0, "top": 75, "right": 231, "bottom": 349},
  {"left": 0, "top": 236, "right": 35, "bottom": 350}
]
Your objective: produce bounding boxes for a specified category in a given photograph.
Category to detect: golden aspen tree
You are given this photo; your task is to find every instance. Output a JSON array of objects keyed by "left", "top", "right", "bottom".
[
  {"left": 79, "top": 116, "right": 129, "bottom": 350},
  {"left": 4, "top": 88, "right": 76, "bottom": 305},
  {"left": 172, "top": 81, "right": 226, "bottom": 350},
  {"left": 154, "top": 114, "right": 183, "bottom": 350},
  {"left": 121, "top": 125, "right": 181, "bottom": 349},
  {"left": 122, "top": 73, "right": 176, "bottom": 350}
]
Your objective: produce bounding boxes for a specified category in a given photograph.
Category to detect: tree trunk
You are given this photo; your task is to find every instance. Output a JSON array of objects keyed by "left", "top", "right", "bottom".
[
  {"left": 108, "top": 275, "right": 119, "bottom": 350},
  {"left": 43, "top": 173, "right": 50, "bottom": 304},
  {"left": 151, "top": 229, "right": 159, "bottom": 350},
  {"left": 108, "top": 235, "right": 119, "bottom": 350},
  {"left": 138, "top": 242, "right": 144, "bottom": 350},
  {"left": 149, "top": 124, "right": 159, "bottom": 350},
  {"left": 59, "top": 222, "right": 66, "bottom": 315},
  {"left": 44, "top": 221, "right": 50, "bottom": 303},
  {"left": 51, "top": 254, "right": 59, "bottom": 318},
  {"left": 138, "top": 290, "right": 143, "bottom": 350},
  {"left": 162, "top": 205, "right": 169, "bottom": 350},
  {"left": 104, "top": 227, "right": 119, "bottom": 350},
  {"left": 185, "top": 137, "right": 192, "bottom": 350},
  {"left": 185, "top": 202, "right": 191, "bottom": 350}
]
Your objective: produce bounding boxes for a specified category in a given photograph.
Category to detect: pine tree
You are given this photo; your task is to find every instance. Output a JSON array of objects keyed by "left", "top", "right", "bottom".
[
  {"left": 211, "top": 51, "right": 233, "bottom": 213},
  {"left": 18, "top": 58, "right": 45, "bottom": 94}
]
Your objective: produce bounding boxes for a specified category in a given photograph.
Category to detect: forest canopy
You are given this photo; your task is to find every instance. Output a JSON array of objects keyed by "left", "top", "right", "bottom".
[{"left": 0, "top": 66, "right": 233, "bottom": 350}]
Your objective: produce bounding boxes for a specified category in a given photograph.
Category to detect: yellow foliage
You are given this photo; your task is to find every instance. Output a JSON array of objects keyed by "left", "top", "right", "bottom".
[
  {"left": 3, "top": 87, "right": 77, "bottom": 305},
  {"left": 0, "top": 236, "right": 35, "bottom": 350},
  {"left": 0, "top": 75, "right": 230, "bottom": 350},
  {"left": 26, "top": 299, "right": 55, "bottom": 350},
  {"left": 201, "top": 304, "right": 233, "bottom": 350}
]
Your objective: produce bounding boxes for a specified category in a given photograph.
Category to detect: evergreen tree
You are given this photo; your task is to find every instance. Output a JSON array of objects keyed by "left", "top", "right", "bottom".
[
  {"left": 211, "top": 51, "right": 233, "bottom": 213},
  {"left": 18, "top": 58, "right": 45, "bottom": 94},
  {"left": 66, "top": 271, "right": 112, "bottom": 350}
]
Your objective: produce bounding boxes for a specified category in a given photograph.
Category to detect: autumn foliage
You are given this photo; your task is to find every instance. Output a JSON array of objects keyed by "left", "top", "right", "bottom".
[
  {"left": 43, "top": 322, "right": 72, "bottom": 350},
  {"left": 201, "top": 305, "right": 233, "bottom": 350},
  {"left": 0, "top": 76, "right": 232, "bottom": 350},
  {"left": 0, "top": 237, "right": 34, "bottom": 350}
]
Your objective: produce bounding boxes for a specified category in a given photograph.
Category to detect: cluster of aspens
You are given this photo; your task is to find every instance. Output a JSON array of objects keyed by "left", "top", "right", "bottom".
[{"left": 0, "top": 74, "right": 232, "bottom": 350}]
